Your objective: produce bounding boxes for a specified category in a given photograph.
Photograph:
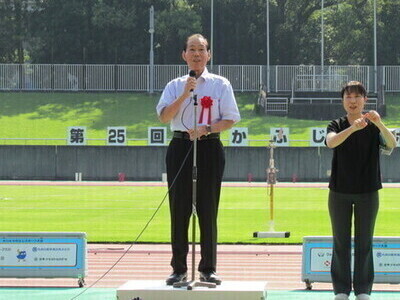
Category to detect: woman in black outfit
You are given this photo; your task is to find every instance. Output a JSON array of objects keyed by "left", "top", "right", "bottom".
[{"left": 325, "top": 81, "right": 396, "bottom": 300}]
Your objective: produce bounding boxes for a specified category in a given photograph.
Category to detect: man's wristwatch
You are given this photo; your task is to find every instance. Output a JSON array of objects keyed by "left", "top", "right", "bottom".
[{"left": 206, "top": 125, "right": 212, "bottom": 135}]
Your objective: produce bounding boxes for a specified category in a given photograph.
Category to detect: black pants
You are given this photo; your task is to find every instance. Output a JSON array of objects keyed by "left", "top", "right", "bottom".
[
  {"left": 166, "top": 137, "right": 225, "bottom": 274},
  {"left": 328, "top": 190, "right": 379, "bottom": 296}
]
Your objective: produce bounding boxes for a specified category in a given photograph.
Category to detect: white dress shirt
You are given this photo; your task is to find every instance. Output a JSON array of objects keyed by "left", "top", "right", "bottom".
[{"left": 156, "top": 68, "right": 241, "bottom": 131}]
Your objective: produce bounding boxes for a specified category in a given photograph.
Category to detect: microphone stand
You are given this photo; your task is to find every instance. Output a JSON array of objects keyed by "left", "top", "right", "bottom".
[{"left": 173, "top": 93, "right": 216, "bottom": 290}]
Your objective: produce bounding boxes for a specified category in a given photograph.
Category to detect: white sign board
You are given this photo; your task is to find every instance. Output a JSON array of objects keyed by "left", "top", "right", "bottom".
[
  {"left": 302, "top": 236, "right": 400, "bottom": 285},
  {"left": 310, "top": 127, "right": 327, "bottom": 147},
  {"left": 229, "top": 127, "right": 248, "bottom": 146},
  {"left": 270, "top": 127, "right": 289, "bottom": 146},
  {"left": 107, "top": 127, "right": 127, "bottom": 146},
  {"left": 148, "top": 127, "right": 167, "bottom": 146},
  {"left": 393, "top": 128, "right": 400, "bottom": 147},
  {"left": 0, "top": 232, "right": 86, "bottom": 280},
  {"left": 309, "top": 245, "right": 400, "bottom": 273},
  {"left": 0, "top": 243, "right": 77, "bottom": 267},
  {"left": 67, "top": 126, "right": 86, "bottom": 145}
]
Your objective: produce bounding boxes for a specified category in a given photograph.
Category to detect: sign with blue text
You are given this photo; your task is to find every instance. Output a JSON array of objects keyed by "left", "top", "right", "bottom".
[
  {"left": 0, "top": 242, "right": 77, "bottom": 267},
  {"left": 302, "top": 236, "right": 400, "bottom": 285}
]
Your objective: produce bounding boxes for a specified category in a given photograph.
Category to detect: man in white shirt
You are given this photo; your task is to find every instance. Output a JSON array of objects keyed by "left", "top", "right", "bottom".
[{"left": 156, "top": 34, "right": 240, "bottom": 286}]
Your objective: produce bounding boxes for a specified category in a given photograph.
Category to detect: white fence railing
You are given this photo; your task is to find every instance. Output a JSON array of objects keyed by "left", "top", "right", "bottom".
[
  {"left": 295, "top": 74, "right": 349, "bottom": 92},
  {"left": 384, "top": 66, "right": 400, "bottom": 92},
  {"left": 0, "top": 64, "right": 399, "bottom": 92}
]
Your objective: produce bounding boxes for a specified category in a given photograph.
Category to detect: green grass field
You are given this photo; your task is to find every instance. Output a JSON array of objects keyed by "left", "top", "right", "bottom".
[
  {"left": 0, "top": 92, "right": 399, "bottom": 146},
  {"left": 1, "top": 184, "right": 399, "bottom": 244}
]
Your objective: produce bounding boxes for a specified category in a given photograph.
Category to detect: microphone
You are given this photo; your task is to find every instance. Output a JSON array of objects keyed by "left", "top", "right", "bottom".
[{"left": 189, "top": 70, "right": 196, "bottom": 93}]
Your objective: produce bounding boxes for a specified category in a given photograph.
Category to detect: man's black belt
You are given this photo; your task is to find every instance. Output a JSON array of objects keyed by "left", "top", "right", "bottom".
[{"left": 173, "top": 131, "right": 220, "bottom": 140}]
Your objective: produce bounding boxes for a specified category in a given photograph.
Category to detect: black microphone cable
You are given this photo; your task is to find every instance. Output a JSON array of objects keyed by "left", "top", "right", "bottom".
[
  {"left": 70, "top": 141, "right": 194, "bottom": 300},
  {"left": 181, "top": 97, "right": 193, "bottom": 131},
  {"left": 181, "top": 70, "right": 197, "bottom": 131}
]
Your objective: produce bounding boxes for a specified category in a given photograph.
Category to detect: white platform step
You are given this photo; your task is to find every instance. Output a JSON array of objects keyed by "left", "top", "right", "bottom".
[{"left": 117, "top": 280, "right": 267, "bottom": 300}]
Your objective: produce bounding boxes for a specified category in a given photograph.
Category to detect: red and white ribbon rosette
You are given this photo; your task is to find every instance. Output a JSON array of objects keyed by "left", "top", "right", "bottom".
[{"left": 199, "top": 96, "right": 213, "bottom": 125}]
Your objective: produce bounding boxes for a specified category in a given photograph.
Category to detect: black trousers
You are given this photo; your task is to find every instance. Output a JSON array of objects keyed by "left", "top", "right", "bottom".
[
  {"left": 328, "top": 190, "right": 379, "bottom": 296},
  {"left": 166, "top": 137, "right": 225, "bottom": 274}
]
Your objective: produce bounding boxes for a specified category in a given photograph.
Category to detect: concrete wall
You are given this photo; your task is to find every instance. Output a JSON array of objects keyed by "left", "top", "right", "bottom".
[{"left": 0, "top": 145, "right": 398, "bottom": 182}]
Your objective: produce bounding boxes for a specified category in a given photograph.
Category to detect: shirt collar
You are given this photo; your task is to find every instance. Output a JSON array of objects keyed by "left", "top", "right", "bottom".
[
  {"left": 199, "top": 67, "right": 211, "bottom": 82},
  {"left": 186, "top": 67, "right": 210, "bottom": 82}
]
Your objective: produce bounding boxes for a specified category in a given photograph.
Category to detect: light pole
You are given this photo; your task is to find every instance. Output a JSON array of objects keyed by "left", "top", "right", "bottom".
[
  {"left": 321, "top": 0, "right": 325, "bottom": 91},
  {"left": 149, "top": 5, "right": 155, "bottom": 93},
  {"left": 266, "top": 0, "right": 270, "bottom": 92},
  {"left": 210, "top": 0, "right": 214, "bottom": 70},
  {"left": 373, "top": 0, "right": 377, "bottom": 93},
  {"left": 321, "top": 0, "right": 325, "bottom": 73}
]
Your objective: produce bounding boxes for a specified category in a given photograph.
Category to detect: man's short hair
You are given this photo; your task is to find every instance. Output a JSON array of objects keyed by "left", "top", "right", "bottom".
[
  {"left": 341, "top": 81, "right": 367, "bottom": 98},
  {"left": 183, "top": 34, "right": 210, "bottom": 51}
]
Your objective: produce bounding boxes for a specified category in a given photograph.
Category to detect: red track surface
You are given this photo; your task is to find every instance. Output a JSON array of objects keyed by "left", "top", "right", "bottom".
[
  {"left": 1, "top": 243, "right": 400, "bottom": 292},
  {"left": 1, "top": 180, "right": 399, "bottom": 189}
]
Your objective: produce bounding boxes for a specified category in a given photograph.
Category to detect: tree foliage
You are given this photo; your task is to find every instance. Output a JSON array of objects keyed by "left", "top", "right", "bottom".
[{"left": 0, "top": 0, "right": 398, "bottom": 65}]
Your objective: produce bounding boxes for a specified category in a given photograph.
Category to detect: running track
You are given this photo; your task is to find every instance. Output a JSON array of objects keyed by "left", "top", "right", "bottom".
[
  {"left": 0, "top": 243, "right": 400, "bottom": 294},
  {"left": 0, "top": 181, "right": 399, "bottom": 293},
  {"left": 1, "top": 180, "right": 399, "bottom": 188}
]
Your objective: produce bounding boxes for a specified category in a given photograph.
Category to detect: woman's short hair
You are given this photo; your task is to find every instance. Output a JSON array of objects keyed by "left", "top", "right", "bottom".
[{"left": 341, "top": 81, "right": 367, "bottom": 98}]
